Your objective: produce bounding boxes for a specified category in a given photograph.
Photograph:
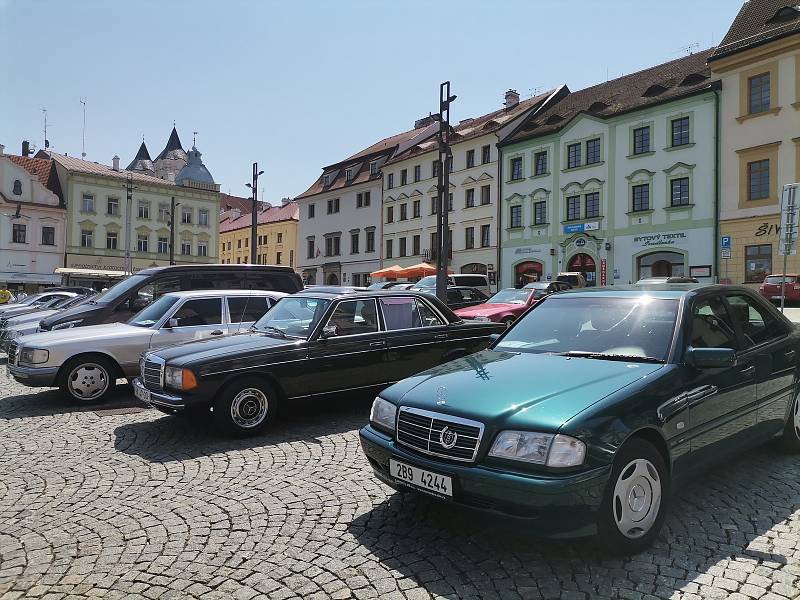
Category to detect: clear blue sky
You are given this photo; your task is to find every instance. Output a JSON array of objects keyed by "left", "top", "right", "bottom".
[{"left": 1, "top": 0, "right": 740, "bottom": 201}]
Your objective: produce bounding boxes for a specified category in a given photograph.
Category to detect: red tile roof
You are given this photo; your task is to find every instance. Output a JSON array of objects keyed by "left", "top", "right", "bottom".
[
  {"left": 219, "top": 201, "right": 299, "bottom": 233},
  {"left": 219, "top": 193, "right": 270, "bottom": 215},
  {"left": 43, "top": 151, "right": 186, "bottom": 188},
  {"left": 6, "top": 155, "right": 64, "bottom": 204},
  {"left": 710, "top": 0, "right": 800, "bottom": 61}
]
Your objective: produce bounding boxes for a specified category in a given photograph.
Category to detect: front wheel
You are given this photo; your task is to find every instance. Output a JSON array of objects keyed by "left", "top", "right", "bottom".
[
  {"left": 782, "top": 391, "right": 800, "bottom": 453},
  {"left": 59, "top": 356, "right": 118, "bottom": 403},
  {"left": 597, "top": 438, "right": 669, "bottom": 555},
  {"left": 213, "top": 377, "right": 277, "bottom": 436}
]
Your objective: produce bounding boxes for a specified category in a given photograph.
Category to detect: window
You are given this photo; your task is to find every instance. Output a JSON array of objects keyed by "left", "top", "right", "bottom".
[
  {"left": 307, "top": 238, "right": 315, "bottom": 259},
  {"left": 510, "top": 157, "right": 523, "bottom": 180},
  {"left": 586, "top": 138, "right": 600, "bottom": 164},
  {"left": 465, "top": 188, "right": 475, "bottom": 208},
  {"left": 567, "top": 143, "right": 581, "bottom": 168},
  {"left": 138, "top": 201, "right": 150, "bottom": 219},
  {"left": 356, "top": 193, "right": 364, "bottom": 208},
  {"left": 158, "top": 204, "right": 169, "bottom": 221},
  {"left": 632, "top": 184, "right": 650, "bottom": 212},
  {"left": 11, "top": 223, "right": 26, "bottom": 243},
  {"left": 633, "top": 126, "right": 650, "bottom": 154},
  {"left": 199, "top": 209, "right": 209, "bottom": 226},
  {"left": 399, "top": 237, "right": 407, "bottom": 257},
  {"left": 387, "top": 173, "right": 394, "bottom": 189},
  {"left": 181, "top": 241, "right": 191, "bottom": 255},
  {"left": 325, "top": 236, "right": 340, "bottom": 256},
  {"left": 322, "top": 174, "right": 330, "bottom": 187},
  {"left": 198, "top": 242, "right": 208, "bottom": 257},
  {"left": 534, "top": 151, "right": 548, "bottom": 175},
  {"left": 386, "top": 206, "right": 394, "bottom": 223},
  {"left": 351, "top": 232, "right": 359, "bottom": 254},
  {"left": 237, "top": 239, "right": 242, "bottom": 249},
  {"left": 41, "top": 226, "right": 55, "bottom": 246},
  {"left": 585, "top": 192, "right": 600, "bottom": 218},
  {"left": 480, "top": 224, "right": 490, "bottom": 248},
  {"left": 745, "top": 244, "right": 772, "bottom": 283},
  {"left": 726, "top": 294, "right": 786, "bottom": 347},
  {"left": 430, "top": 232, "right": 437, "bottom": 256},
  {"left": 308, "top": 204, "right": 315, "bottom": 218},
  {"left": 466, "top": 149, "right": 475, "bottom": 168},
  {"left": 12, "top": 180, "right": 21, "bottom": 195},
  {"left": 448, "top": 193, "right": 453, "bottom": 211},
  {"left": 81, "top": 229, "right": 93, "bottom": 247},
  {"left": 689, "top": 297, "right": 737, "bottom": 349},
  {"left": 327, "top": 198, "right": 340, "bottom": 214},
  {"left": 566, "top": 195, "right": 581, "bottom": 221},
  {"left": 447, "top": 157, "right": 453, "bottom": 173},
  {"left": 748, "top": 73, "right": 771, "bottom": 114},
  {"left": 481, "top": 145, "right": 490, "bottom": 164},
  {"left": 277, "top": 232, "right": 283, "bottom": 244},
  {"left": 228, "top": 297, "right": 272, "bottom": 323},
  {"left": 106, "top": 231, "right": 118, "bottom": 249},
  {"left": 276, "top": 251, "right": 282, "bottom": 264},
  {"left": 400, "top": 169, "right": 407, "bottom": 185},
  {"left": 369, "top": 161, "right": 378, "bottom": 176},
  {"left": 748, "top": 159, "right": 770, "bottom": 200},
  {"left": 510, "top": 205, "right": 522, "bottom": 228},
  {"left": 81, "top": 194, "right": 94, "bottom": 213},
  {"left": 364, "top": 191, "right": 370, "bottom": 206},
  {"left": 534, "top": 201, "right": 547, "bottom": 225},
  {"left": 137, "top": 234, "right": 149, "bottom": 252},
  {"left": 670, "top": 178, "right": 690, "bottom": 206},
  {"left": 366, "top": 230, "right": 375, "bottom": 253},
  {"left": 412, "top": 234, "right": 420, "bottom": 255},
  {"left": 385, "top": 238, "right": 393, "bottom": 259},
  {"left": 107, "top": 198, "right": 119, "bottom": 216},
  {"left": 465, "top": 227, "right": 475, "bottom": 249},
  {"left": 432, "top": 160, "right": 440, "bottom": 177},
  {"left": 158, "top": 237, "right": 168, "bottom": 253},
  {"left": 326, "top": 299, "right": 379, "bottom": 336},
  {"left": 345, "top": 168, "right": 353, "bottom": 182},
  {"left": 413, "top": 199, "right": 420, "bottom": 218},
  {"left": 414, "top": 165, "right": 421, "bottom": 182},
  {"left": 671, "top": 117, "right": 690, "bottom": 147},
  {"left": 431, "top": 197, "right": 438, "bottom": 214},
  {"left": 400, "top": 203, "right": 407, "bottom": 220},
  {"left": 172, "top": 298, "right": 222, "bottom": 327},
  {"left": 480, "top": 185, "right": 491, "bottom": 205},
  {"left": 181, "top": 207, "right": 192, "bottom": 224},
  {"left": 379, "top": 297, "right": 444, "bottom": 330}
]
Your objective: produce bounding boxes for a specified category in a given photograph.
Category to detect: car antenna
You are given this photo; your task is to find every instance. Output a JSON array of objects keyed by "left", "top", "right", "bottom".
[{"left": 235, "top": 291, "right": 252, "bottom": 335}]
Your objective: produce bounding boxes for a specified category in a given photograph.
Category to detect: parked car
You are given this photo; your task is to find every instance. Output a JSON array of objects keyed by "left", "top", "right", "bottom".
[
  {"left": 0, "top": 294, "right": 94, "bottom": 353},
  {"left": 759, "top": 274, "right": 800, "bottom": 303},
  {"left": 7, "top": 290, "right": 285, "bottom": 403},
  {"left": 131, "top": 290, "right": 505, "bottom": 435},
  {"left": 412, "top": 274, "right": 491, "bottom": 295},
  {"left": 360, "top": 284, "right": 800, "bottom": 553},
  {"left": 636, "top": 276, "right": 699, "bottom": 285},
  {"left": 367, "top": 282, "right": 402, "bottom": 290},
  {"left": 0, "top": 291, "right": 80, "bottom": 319},
  {"left": 455, "top": 282, "right": 571, "bottom": 326},
  {"left": 416, "top": 286, "right": 489, "bottom": 310},
  {"left": 391, "top": 283, "right": 416, "bottom": 290},
  {"left": 38, "top": 264, "right": 303, "bottom": 332},
  {"left": 556, "top": 272, "right": 587, "bottom": 288}
]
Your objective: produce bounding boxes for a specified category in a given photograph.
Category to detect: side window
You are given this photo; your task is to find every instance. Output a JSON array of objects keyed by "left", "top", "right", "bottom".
[
  {"left": 171, "top": 298, "right": 222, "bottom": 327},
  {"left": 417, "top": 300, "right": 445, "bottom": 327},
  {"left": 447, "top": 290, "right": 461, "bottom": 303},
  {"left": 188, "top": 272, "right": 243, "bottom": 291},
  {"left": 689, "top": 296, "right": 737, "bottom": 350},
  {"left": 726, "top": 294, "right": 786, "bottom": 348},
  {"left": 379, "top": 297, "right": 445, "bottom": 330},
  {"left": 326, "top": 299, "right": 379, "bottom": 336},
  {"left": 228, "top": 297, "right": 272, "bottom": 323}
]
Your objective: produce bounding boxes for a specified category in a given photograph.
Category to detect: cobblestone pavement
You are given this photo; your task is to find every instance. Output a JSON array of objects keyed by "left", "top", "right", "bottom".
[{"left": 1, "top": 372, "right": 799, "bottom": 600}]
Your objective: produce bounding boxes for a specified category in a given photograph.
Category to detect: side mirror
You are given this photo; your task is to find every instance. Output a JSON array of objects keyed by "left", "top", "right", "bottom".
[
  {"left": 167, "top": 318, "right": 180, "bottom": 328},
  {"left": 131, "top": 297, "right": 150, "bottom": 311},
  {"left": 686, "top": 347, "right": 736, "bottom": 369},
  {"left": 321, "top": 324, "right": 337, "bottom": 339}
]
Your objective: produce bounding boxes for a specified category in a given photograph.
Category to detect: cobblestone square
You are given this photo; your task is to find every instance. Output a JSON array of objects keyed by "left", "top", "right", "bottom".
[{"left": 1, "top": 372, "right": 798, "bottom": 599}]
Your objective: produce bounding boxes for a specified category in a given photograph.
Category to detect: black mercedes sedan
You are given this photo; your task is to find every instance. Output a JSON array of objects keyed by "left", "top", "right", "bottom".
[{"left": 132, "top": 291, "right": 505, "bottom": 435}]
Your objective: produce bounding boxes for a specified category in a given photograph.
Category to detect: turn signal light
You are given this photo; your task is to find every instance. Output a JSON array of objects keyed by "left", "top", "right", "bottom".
[{"left": 182, "top": 369, "right": 198, "bottom": 390}]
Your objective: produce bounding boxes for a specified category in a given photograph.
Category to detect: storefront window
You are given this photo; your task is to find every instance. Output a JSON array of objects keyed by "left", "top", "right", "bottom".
[
  {"left": 514, "top": 261, "right": 543, "bottom": 289},
  {"left": 637, "top": 251, "right": 685, "bottom": 280},
  {"left": 744, "top": 244, "right": 772, "bottom": 283}
]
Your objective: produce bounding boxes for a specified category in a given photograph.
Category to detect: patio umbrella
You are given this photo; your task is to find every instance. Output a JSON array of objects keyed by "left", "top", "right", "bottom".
[
  {"left": 399, "top": 262, "right": 453, "bottom": 278},
  {"left": 370, "top": 264, "right": 405, "bottom": 278}
]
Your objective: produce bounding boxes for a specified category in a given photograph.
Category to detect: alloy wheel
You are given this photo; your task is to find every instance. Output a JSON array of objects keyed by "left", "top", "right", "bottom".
[
  {"left": 67, "top": 363, "right": 110, "bottom": 400},
  {"left": 230, "top": 387, "right": 269, "bottom": 429},
  {"left": 612, "top": 458, "right": 662, "bottom": 539},
  {"left": 793, "top": 395, "right": 800, "bottom": 440}
]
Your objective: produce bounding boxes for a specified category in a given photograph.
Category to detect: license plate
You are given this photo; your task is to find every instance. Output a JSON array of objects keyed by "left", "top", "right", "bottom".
[
  {"left": 134, "top": 384, "right": 151, "bottom": 403},
  {"left": 772, "top": 296, "right": 782, "bottom": 300},
  {"left": 389, "top": 459, "right": 452, "bottom": 497}
]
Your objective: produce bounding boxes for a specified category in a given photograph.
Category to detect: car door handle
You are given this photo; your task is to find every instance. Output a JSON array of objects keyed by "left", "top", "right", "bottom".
[
  {"left": 369, "top": 341, "right": 385, "bottom": 347},
  {"left": 434, "top": 334, "right": 448, "bottom": 340},
  {"left": 740, "top": 365, "right": 756, "bottom": 377},
  {"left": 785, "top": 350, "right": 796, "bottom": 361},
  {"left": 210, "top": 330, "right": 224, "bottom": 336}
]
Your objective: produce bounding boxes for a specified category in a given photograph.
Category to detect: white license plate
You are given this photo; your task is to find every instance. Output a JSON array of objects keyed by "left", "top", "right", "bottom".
[
  {"left": 772, "top": 296, "right": 782, "bottom": 300},
  {"left": 390, "top": 459, "right": 452, "bottom": 497},
  {"left": 134, "top": 384, "right": 151, "bottom": 403}
]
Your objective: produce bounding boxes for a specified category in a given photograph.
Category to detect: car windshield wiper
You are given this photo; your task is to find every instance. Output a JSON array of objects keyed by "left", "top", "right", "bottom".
[
  {"left": 255, "top": 326, "right": 288, "bottom": 339},
  {"left": 555, "top": 350, "right": 665, "bottom": 364}
]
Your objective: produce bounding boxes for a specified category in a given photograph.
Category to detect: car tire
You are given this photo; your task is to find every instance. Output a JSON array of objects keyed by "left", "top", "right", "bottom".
[
  {"left": 781, "top": 391, "right": 800, "bottom": 453},
  {"left": 597, "top": 437, "right": 669, "bottom": 555},
  {"left": 501, "top": 316, "right": 515, "bottom": 328},
  {"left": 59, "top": 355, "right": 118, "bottom": 404},
  {"left": 213, "top": 377, "right": 276, "bottom": 436}
]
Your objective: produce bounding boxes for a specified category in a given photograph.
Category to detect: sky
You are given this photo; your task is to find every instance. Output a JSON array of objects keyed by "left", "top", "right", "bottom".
[{"left": 1, "top": 0, "right": 741, "bottom": 202}]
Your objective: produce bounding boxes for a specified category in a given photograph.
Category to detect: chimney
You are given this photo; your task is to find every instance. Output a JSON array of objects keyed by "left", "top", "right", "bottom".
[
  {"left": 504, "top": 89, "right": 520, "bottom": 108},
  {"left": 414, "top": 115, "right": 435, "bottom": 129},
  {"left": 231, "top": 207, "right": 242, "bottom": 219},
  {"left": 112, "top": 155, "right": 120, "bottom": 171},
  {"left": 22, "top": 140, "right": 31, "bottom": 157},
  {"left": 281, "top": 197, "right": 291, "bottom": 205}
]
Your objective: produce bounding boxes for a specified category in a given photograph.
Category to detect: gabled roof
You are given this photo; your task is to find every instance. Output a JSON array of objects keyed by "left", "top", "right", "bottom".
[
  {"left": 219, "top": 193, "right": 269, "bottom": 215},
  {"left": 502, "top": 49, "right": 716, "bottom": 146},
  {"left": 126, "top": 141, "right": 154, "bottom": 172},
  {"left": 5, "top": 155, "right": 64, "bottom": 205},
  {"left": 44, "top": 151, "right": 187, "bottom": 187},
  {"left": 219, "top": 201, "right": 299, "bottom": 233},
  {"left": 155, "top": 127, "right": 187, "bottom": 161},
  {"left": 710, "top": 0, "right": 800, "bottom": 61}
]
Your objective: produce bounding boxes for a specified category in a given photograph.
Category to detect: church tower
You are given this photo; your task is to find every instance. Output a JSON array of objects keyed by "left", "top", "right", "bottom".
[
  {"left": 126, "top": 140, "right": 155, "bottom": 175},
  {"left": 154, "top": 126, "right": 188, "bottom": 181}
]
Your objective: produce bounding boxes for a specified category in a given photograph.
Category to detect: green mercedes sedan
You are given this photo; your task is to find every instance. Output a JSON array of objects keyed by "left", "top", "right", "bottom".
[{"left": 359, "top": 284, "right": 800, "bottom": 554}]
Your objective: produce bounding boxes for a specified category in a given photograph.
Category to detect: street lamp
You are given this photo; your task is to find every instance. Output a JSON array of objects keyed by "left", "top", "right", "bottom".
[
  {"left": 169, "top": 196, "right": 180, "bottom": 266},
  {"left": 435, "top": 81, "right": 456, "bottom": 302},
  {"left": 245, "top": 162, "right": 264, "bottom": 264}
]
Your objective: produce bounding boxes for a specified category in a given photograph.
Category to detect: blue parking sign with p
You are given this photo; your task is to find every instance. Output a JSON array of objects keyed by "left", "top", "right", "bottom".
[{"left": 721, "top": 236, "right": 731, "bottom": 249}]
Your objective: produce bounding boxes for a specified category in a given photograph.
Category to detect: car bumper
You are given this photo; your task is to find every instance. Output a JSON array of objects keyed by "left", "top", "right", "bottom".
[
  {"left": 7, "top": 363, "right": 60, "bottom": 387},
  {"left": 359, "top": 425, "right": 610, "bottom": 538},
  {"left": 132, "top": 377, "right": 186, "bottom": 411}
]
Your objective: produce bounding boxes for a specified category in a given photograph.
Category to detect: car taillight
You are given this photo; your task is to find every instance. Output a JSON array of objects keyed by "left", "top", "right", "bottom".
[{"left": 793, "top": 285, "right": 800, "bottom": 291}]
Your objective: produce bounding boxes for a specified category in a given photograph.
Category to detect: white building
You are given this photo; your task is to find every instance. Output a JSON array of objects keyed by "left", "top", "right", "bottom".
[{"left": 0, "top": 144, "right": 66, "bottom": 292}]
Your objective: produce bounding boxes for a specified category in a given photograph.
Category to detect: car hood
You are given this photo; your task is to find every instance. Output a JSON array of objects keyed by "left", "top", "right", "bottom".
[
  {"left": 150, "top": 332, "right": 302, "bottom": 366},
  {"left": 385, "top": 349, "right": 664, "bottom": 431},
  {"left": 5, "top": 309, "right": 59, "bottom": 326},
  {"left": 39, "top": 302, "right": 102, "bottom": 327},
  {"left": 18, "top": 323, "right": 150, "bottom": 347},
  {"left": 0, "top": 305, "right": 43, "bottom": 318},
  {"left": 455, "top": 303, "right": 522, "bottom": 317}
]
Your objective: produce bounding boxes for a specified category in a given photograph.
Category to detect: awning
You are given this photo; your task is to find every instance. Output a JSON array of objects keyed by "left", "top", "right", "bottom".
[
  {"left": 54, "top": 267, "right": 128, "bottom": 278},
  {"left": 397, "top": 262, "right": 453, "bottom": 278},
  {"left": 0, "top": 272, "right": 62, "bottom": 285},
  {"left": 370, "top": 265, "right": 405, "bottom": 278}
]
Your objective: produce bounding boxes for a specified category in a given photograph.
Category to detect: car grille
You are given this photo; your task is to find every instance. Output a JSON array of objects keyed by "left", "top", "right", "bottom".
[
  {"left": 8, "top": 342, "right": 18, "bottom": 365},
  {"left": 141, "top": 356, "right": 164, "bottom": 390},
  {"left": 396, "top": 407, "right": 484, "bottom": 462}
]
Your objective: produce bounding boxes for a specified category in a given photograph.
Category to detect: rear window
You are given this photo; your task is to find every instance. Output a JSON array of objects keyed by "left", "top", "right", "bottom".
[
  {"left": 456, "top": 275, "right": 488, "bottom": 287},
  {"left": 228, "top": 296, "right": 272, "bottom": 323},
  {"left": 557, "top": 275, "right": 580, "bottom": 286},
  {"left": 764, "top": 276, "right": 796, "bottom": 284}
]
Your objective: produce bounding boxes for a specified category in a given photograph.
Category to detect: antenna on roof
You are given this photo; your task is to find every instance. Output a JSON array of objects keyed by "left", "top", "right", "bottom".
[
  {"left": 675, "top": 42, "right": 700, "bottom": 55},
  {"left": 80, "top": 97, "right": 87, "bottom": 158},
  {"left": 193, "top": 130, "right": 198, "bottom": 146},
  {"left": 527, "top": 86, "right": 543, "bottom": 97},
  {"left": 41, "top": 107, "right": 50, "bottom": 154}
]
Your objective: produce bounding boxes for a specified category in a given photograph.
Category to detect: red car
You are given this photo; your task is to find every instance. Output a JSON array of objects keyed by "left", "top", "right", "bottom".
[
  {"left": 454, "top": 282, "right": 569, "bottom": 326},
  {"left": 759, "top": 274, "right": 800, "bottom": 303}
]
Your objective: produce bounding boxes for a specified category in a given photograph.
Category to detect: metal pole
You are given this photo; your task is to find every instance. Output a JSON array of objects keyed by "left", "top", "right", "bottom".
[
  {"left": 780, "top": 185, "right": 797, "bottom": 313},
  {"left": 125, "top": 174, "right": 133, "bottom": 274},
  {"left": 169, "top": 196, "right": 176, "bottom": 266},
  {"left": 251, "top": 163, "right": 259, "bottom": 264},
  {"left": 435, "top": 81, "right": 455, "bottom": 302}
]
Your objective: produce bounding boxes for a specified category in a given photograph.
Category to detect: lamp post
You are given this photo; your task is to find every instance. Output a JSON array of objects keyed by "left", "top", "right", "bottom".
[
  {"left": 245, "top": 162, "right": 264, "bottom": 264},
  {"left": 435, "top": 81, "right": 456, "bottom": 302},
  {"left": 168, "top": 196, "right": 180, "bottom": 265}
]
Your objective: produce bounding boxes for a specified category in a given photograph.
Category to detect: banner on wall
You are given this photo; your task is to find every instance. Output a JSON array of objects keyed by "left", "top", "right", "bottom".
[{"left": 600, "top": 258, "right": 607, "bottom": 286}]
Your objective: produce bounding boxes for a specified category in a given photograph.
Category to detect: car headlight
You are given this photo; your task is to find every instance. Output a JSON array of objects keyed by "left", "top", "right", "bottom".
[
  {"left": 18, "top": 347, "right": 49, "bottom": 365},
  {"left": 164, "top": 366, "right": 197, "bottom": 390},
  {"left": 489, "top": 431, "right": 585, "bottom": 467},
  {"left": 52, "top": 319, "right": 83, "bottom": 330},
  {"left": 370, "top": 397, "right": 397, "bottom": 434}
]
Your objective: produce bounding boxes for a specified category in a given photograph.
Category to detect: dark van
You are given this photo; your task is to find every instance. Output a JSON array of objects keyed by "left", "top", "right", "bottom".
[{"left": 39, "top": 264, "right": 303, "bottom": 331}]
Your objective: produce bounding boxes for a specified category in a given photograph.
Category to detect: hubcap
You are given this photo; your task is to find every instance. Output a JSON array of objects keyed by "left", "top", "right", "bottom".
[
  {"left": 67, "top": 363, "right": 109, "bottom": 400},
  {"left": 612, "top": 458, "right": 661, "bottom": 539},
  {"left": 793, "top": 394, "right": 800, "bottom": 440},
  {"left": 230, "top": 388, "right": 269, "bottom": 429}
]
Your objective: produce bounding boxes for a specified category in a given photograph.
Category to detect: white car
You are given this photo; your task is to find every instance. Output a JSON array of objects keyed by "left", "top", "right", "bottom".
[{"left": 7, "top": 289, "right": 285, "bottom": 403}]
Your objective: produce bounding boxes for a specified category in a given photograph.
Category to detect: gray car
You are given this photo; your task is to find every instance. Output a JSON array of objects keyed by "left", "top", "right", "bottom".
[{"left": 0, "top": 295, "right": 94, "bottom": 353}]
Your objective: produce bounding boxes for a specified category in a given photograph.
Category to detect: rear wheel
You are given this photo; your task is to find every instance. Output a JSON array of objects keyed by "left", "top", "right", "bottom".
[
  {"left": 213, "top": 377, "right": 277, "bottom": 436},
  {"left": 59, "top": 355, "right": 117, "bottom": 403},
  {"left": 781, "top": 391, "right": 800, "bottom": 453}
]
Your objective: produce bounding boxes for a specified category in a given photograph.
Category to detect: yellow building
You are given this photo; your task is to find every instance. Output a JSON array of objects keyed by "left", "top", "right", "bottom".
[
  {"left": 219, "top": 199, "right": 299, "bottom": 267},
  {"left": 710, "top": 1, "right": 800, "bottom": 285}
]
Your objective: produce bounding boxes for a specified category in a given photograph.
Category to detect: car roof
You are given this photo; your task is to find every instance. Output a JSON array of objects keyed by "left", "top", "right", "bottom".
[
  {"left": 292, "top": 289, "right": 441, "bottom": 300},
  {"left": 136, "top": 263, "right": 296, "bottom": 275},
  {"left": 553, "top": 283, "right": 739, "bottom": 299},
  {"left": 163, "top": 290, "right": 287, "bottom": 299}
]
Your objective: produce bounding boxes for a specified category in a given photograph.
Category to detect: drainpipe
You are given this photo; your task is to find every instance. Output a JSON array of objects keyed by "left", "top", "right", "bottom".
[
  {"left": 496, "top": 138, "right": 503, "bottom": 291},
  {"left": 713, "top": 85, "right": 721, "bottom": 283}
]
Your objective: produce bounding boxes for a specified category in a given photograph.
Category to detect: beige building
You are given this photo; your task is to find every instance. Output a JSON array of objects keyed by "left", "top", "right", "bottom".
[
  {"left": 710, "top": 0, "right": 800, "bottom": 285},
  {"left": 218, "top": 199, "right": 299, "bottom": 267}
]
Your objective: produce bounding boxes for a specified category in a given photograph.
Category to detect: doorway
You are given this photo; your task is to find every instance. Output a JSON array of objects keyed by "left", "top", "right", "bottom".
[
  {"left": 514, "top": 261, "right": 543, "bottom": 288},
  {"left": 567, "top": 253, "right": 596, "bottom": 286}
]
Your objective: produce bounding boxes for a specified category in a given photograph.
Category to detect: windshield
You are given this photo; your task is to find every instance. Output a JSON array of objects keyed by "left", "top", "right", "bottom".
[
  {"left": 39, "top": 296, "right": 71, "bottom": 309},
  {"left": 414, "top": 276, "right": 438, "bottom": 288},
  {"left": 488, "top": 289, "right": 532, "bottom": 304},
  {"left": 765, "top": 276, "right": 796, "bottom": 284},
  {"left": 15, "top": 293, "right": 45, "bottom": 306},
  {"left": 253, "top": 296, "right": 331, "bottom": 339},
  {"left": 53, "top": 295, "right": 81, "bottom": 309},
  {"left": 129, "top": 295, "right": 180, "bottom": 327},
  {"left": 557, "top": 275, "right": 579, "bottom": 286},
  {"left": 495, "top": 296, "right": 678, "bottom": 361},
  {"left": 93, "top": 274, "right": 149, "bottom": 304}
]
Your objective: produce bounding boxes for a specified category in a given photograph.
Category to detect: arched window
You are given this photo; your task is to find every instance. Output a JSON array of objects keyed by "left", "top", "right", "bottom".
[{"left": 12, "top": 180, "right": 22, "bottom": 195}]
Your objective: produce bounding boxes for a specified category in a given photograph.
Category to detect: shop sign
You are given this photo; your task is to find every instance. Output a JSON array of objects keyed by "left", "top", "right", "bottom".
[
  {"left": 575, "top": 238, "right": 586, "bottom": 247},
  {"left": 600, "top": 259, "right": 607, "bottom": 286},
  {"left": 513, "top": 247, "right": 542, "bottom": 255},
  {"left": 563, "top": 222, "right": 599, "bottom": 234},
  {"left": 632, "top": 231, "right": 687, "bottom": 248},
  {"left": 754, "top": 222, "right": 780, "bottom": 237}
]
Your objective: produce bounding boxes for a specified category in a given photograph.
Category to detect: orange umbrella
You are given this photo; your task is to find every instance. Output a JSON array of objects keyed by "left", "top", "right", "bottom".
[
  {"left": 370, "top": 264, "right": 405, "bottom": 278},
  {"left": 399, "top": 262, "right": 453, "bottom": 278}
]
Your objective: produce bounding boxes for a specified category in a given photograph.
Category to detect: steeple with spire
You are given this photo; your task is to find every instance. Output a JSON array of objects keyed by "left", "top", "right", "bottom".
[
  {"left": 126, "top": 139, "right": 155, "bottom": 175},
  {"left": 154, "top": 125, "right": 188, "bottom": 181}
]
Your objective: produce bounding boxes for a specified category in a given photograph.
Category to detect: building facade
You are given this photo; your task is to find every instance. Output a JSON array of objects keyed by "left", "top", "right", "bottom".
[
  {"left": 710, "top": 0, "right": 800, "bottom": 286},
  {"left": 499, "top": 51, "right": 718, "bottom": 288},
  {"left": 218, "top": 200, "right": 299, "bottom": 267},
  {"left": 0, "top": 145, "right": 66, "bottom": 292}
]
